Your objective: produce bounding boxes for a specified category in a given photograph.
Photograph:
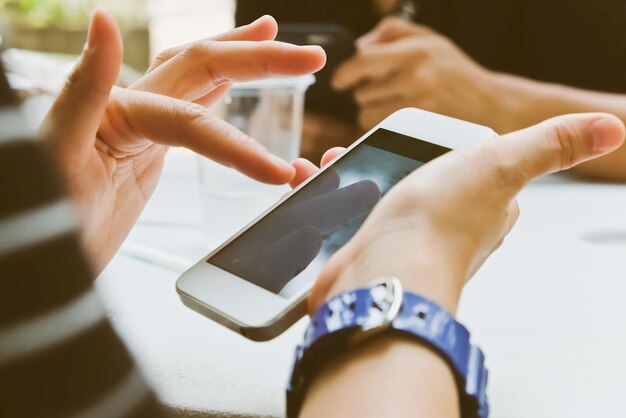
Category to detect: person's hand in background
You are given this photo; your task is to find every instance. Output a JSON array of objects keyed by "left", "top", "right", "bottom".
[
  {"left": 297, "top": 113, "right": 625, "bottom": 418},
  {"left": 43, "top": 10, "right": 325, "bottom": 271},
  {"left": 333, "top": 17, "right": 496, "bottom": 131},
  {"left": 334, "top": 16, "right": 626, "bottom": 181}
]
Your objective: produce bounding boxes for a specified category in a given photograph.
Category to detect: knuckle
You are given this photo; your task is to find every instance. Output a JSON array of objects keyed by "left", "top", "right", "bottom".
[
  {"left": 62, "top": 66, "right": 83, "bottom": 96},
  {"left": 415, "top": 69, "right": 436, "bottom": 90},
  {"left": 181, "top": 41, "right": 224, "bottom": 85},
  {"left": 153, "top": 47, "right": 177, "bottom": 65},
  {"left": 180, "top": 101, "right": 210, "bottom": 122},
  {"left": 183, "top": 41, "right": 213, "bottom": 58},
  {"left": 61, "top": 58, "right": 108, "bottom": 98},
  {"left": 550, "top": 119, "right": 580, "bottom": 169}
]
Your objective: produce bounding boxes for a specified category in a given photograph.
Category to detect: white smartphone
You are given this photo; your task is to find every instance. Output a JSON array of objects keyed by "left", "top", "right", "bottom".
[{"left": 176, "top": 108, "right": 497, "bottom": 341}]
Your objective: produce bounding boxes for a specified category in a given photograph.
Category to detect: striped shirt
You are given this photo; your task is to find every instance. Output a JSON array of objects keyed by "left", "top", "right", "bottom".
[{"left": 0, "top": 63, "right": 164, "bottom": 417}]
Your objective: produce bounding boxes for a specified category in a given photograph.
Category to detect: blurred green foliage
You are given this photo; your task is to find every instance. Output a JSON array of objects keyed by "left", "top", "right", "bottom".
[{"left": 0, "top": 0, "right": 146, "bottom": 28}]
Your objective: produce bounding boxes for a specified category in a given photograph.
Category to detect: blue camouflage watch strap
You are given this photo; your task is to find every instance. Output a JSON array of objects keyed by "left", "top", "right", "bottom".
[{"left": 287, "top": 277, "right": 489, "bottom": 418}]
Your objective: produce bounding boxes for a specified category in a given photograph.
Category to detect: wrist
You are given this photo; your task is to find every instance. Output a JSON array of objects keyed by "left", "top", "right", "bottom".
[
  {"left": 323, "top": 233, "right": 467, "bottom": 314},
  {"left": 487, "top": 71, "right": 564, "bottom": 133},
  {"left": 298, "top": 277, "right": 485, "bottom": 418},
  {"left": 474, "top": 70, "right": 524, "bottom": 133}
]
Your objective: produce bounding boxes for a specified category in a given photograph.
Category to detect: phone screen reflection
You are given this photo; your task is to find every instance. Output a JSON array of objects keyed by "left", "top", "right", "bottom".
[{"left": 209, "top": 129, "right": 449, "bottom": 298}]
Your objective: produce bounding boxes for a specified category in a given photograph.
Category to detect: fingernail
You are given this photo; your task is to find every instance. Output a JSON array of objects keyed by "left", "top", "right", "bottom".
[
  {"left": 87, "top": 10, "right": 101, "bottom": 48},
  {"left": 591, "top": 118, "right": 623, "bottom": 152}
]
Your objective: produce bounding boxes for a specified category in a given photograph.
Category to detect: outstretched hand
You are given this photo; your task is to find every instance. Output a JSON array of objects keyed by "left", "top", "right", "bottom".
[
  {"left": 43, "top": 11, "right": 325, "bottom": 271},
  {"left": 295, "top": 115, "right": 625, "bottom": 313}
]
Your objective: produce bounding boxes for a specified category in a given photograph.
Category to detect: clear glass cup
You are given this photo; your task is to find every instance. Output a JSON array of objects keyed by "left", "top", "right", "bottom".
[{"left": 198, "top": 75, "right": 315, "bottom": 247}]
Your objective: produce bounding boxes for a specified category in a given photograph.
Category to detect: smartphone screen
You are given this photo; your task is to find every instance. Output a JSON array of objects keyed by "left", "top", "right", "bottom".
[{"left": 208, "top": 129, "right": 449, "bottom": 298}]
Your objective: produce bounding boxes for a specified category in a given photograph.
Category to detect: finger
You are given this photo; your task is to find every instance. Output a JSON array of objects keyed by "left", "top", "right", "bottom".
[
  {"left": 206, "top": 14, "right": 278, "bottom": 41},
  {"left": 146, "top": 15, "right": 279, "bottom": 73},
  {"left": 357, "top": 17, "right": 433, "bottom": 48},
  {"left": 333, "top": 37, "right": 428, "bottom": 90},
  {"left": 290, "top": 147, "right": 345, "bottom": 189},
  {"left": 44, "top": 9, "right": 122, "bottom": 162},
  {"left": 134, "top": 40, "right": 326, "bottom": 102},
  {"left": 117, "top": 89, "right": 295, "bottom": 184},
  {"left": 133, "top": 41, "right": 326, "bottom": 100},
  {"left": 290, "top": 158, "right": 320, "bottom": 188},
  {"left": 480, "top": 113, "right": 625, "bottom": 198},
  {"left": 320, "top": 147, "right": 346, "bottom": 166}
]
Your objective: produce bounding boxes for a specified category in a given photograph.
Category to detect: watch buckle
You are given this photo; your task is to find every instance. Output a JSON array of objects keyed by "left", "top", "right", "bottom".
[{"left": 352, "top": 277, "right": 404, "bottom": 344}]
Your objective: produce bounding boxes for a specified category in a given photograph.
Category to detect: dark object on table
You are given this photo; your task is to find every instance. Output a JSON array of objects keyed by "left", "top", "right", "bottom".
[
  {"left": 277, "top": 24, "right": 358, "bottom": 123},
  {"left": 236, "top": 0, "right": 381, "bottom": 123}
]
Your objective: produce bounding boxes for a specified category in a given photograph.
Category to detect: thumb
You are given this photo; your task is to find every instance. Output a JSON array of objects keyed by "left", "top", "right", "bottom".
[
  {"left": 486, "top": 113, "right": 625, "bottom": 196},
  {"left": 44, "top": 9, "right": 123, "bottom": 162}
]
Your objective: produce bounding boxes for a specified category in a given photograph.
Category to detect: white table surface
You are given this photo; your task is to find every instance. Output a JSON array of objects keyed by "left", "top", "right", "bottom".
[{"left": 97, "top": 150, "right": 626, "bottom": 418}]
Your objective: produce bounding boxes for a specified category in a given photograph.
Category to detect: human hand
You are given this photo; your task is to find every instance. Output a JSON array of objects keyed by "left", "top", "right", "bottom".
[
  {"left": 297, "top": 114, "right": 625, "bottom": 313},
  {"left": 333, "top": 17, "right": 498, "bottom": 131},
  {"left": 43, "top": 11, "right": 325, "bottom": 271}
]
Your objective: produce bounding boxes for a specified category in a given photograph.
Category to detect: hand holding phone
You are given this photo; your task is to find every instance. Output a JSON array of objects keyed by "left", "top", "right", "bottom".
[
  {"left": 177, "top": 108, "right": 497, "bottom": 340},
  {"left": 308, "top": 113, "right": 626, "bottom": 317}
]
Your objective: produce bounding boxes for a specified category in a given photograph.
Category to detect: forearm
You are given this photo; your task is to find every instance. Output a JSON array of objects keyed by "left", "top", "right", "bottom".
[
  {"left": 491, "top": 72, "right": 626, "bottom": 180},
  {"left": 301, "top": 235, "right": 465, "bottom": 418},
  {"left": 300, "top": 336, "right": 460, "bottom": 418}
]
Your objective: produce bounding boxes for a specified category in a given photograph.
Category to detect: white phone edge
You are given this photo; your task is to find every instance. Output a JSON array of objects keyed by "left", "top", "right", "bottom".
[{"left": 176, "top": 108, "right": 497, "bottom": 341}]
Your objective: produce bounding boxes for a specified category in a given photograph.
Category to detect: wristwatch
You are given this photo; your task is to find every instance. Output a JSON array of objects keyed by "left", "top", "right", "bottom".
[{"left": 286, "top": 277, "right": 489, "bottom": 418}]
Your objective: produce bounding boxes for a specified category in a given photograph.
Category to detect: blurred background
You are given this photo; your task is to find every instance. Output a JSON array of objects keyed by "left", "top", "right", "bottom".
[
  {"left": 0, "top": 0, "right": 235, "bottom": 71},
  {"left": 0, "top": 0, "right": 235, "bottom": 112}
]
